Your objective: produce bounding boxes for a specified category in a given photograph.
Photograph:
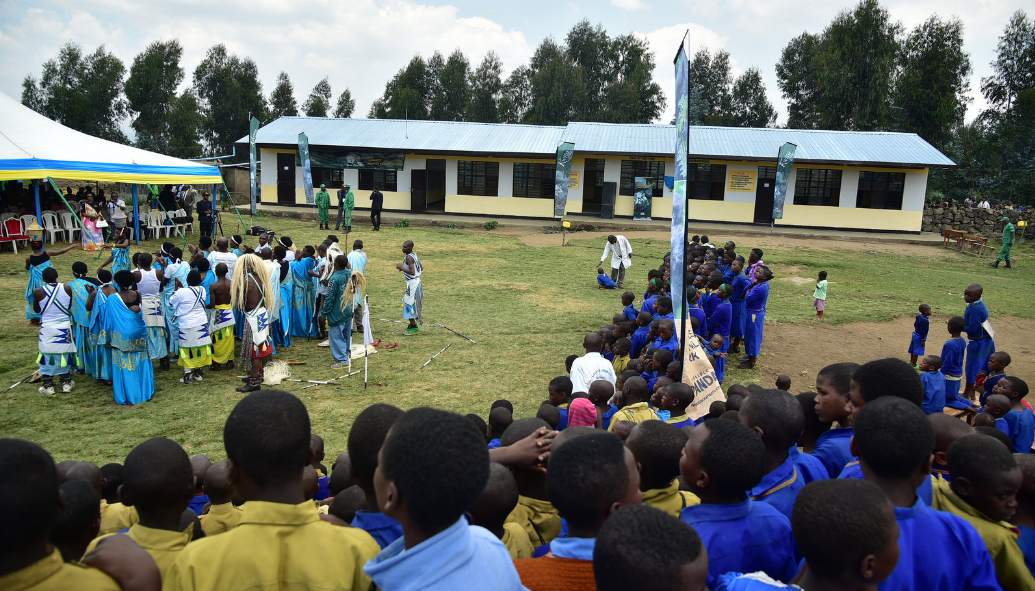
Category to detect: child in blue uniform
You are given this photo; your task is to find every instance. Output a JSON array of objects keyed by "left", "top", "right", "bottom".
[
  {"left": 908, "top": 304, "right": 931, "bottom": 367},
  {"left": 629, "top": 312, "right": 653, "bottom": 359},
  {"left": 853, "top": 397, "right": 1001, "bottom": 591},
  {"left": 686, "top": 287, "right": 708, "bottom": 339},
  {"left": 999, "top": 377, "right": 1035, "bottom": 454},
  {"left": 621, "top": 292, "right": 638, "bottom": 321},
  {"left": 846, "top": 357, "right": 924, "bottom": 425},
  {"left": 793, "top": 393, "right": 832, "bottom": 484},
  {"left": 812, "top": 362, "right": 860, "bottom": 478},
  {"left": 347, "top": 404, "right": 405, "bottom": 549},
  {"left": 963, "top": 284, "right": 995, "bottom": 400},
  {"left": 739, "top": 389, "right": 807, "bottom": 521},
  {"left": 663, "top": 383, "right": 697, "bottom": 429},
  {"left": 738, "top": 266, "right": 772, "bottom": 370},
  {"left": 596, "top": 268, "right": 617, "bottom": 289},
  {"left": 708, "top": 284, "right": 733, "bottom": 383},
  {"left": 679, "top": 419, "right": 797, "bottom": 588},
  {"left": 651, "top": 319, "right": 678, "bottom": 355},
  {"left": 941, "top": 317, "right": 970, "bottom": 409},
  {"left": 1014, "top": 455, "right": 1035, "bottom": 579},
  {"left": 919, "top": 355, "right": 947, "bottom": 414},
  {"left": 980, "top": 351, "right": 1011, "bottom": 406},
  {"left": 728, "top": 260, "right": 751, "bottom": 354},
  {"left": 714, "top": 479, "right": 900, "bottom": 591}
]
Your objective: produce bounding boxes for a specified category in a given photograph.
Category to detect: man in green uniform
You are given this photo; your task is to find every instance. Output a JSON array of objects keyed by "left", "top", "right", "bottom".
[
  {"left": 335, "top": 183, "right": 354, "bottom": 232},
  {"left": 315, "top": 183, "right": 330, "bottom": 229},
  {"left": 990, "top": 216, "right": 1015, "bottom": 268}
]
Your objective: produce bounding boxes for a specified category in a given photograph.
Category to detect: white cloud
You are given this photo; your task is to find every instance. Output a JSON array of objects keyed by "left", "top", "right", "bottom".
[
  {"left": 611, "top": 0, "right": 650, "bottom": 10},
  {"left": 635, "top": 22, "right": 729, "bottom": 124}
]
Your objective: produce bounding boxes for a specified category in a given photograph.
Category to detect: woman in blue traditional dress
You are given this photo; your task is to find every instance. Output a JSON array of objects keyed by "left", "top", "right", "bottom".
[
  {"left": 24, "top": 240, "right": 76, "bottom": 322},
  {"left": 272, "top": 246, "right": 292, "bottom": 347},
  {"left": 738, "top": 266, "right": 774, "bottom": 371},
  {"left": 85, "top": 270, "right": 116, "bottom": 386},
  {"left": 67, "top": 262, "right": 95, "bottom": 377},
  {"left": 97, "top": 228, "right": 132, "bottom": 275},
  {"left": 289, "top": 245, "right": 320, "bottom": 338},
  {"left": 105, "top": 270, "right": 155, "bottom": 405}
]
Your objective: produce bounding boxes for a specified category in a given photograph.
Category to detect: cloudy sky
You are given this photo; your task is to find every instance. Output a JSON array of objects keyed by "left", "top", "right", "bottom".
[{"left": 0, "top": 0, "right": 1021, "bottom": 127}]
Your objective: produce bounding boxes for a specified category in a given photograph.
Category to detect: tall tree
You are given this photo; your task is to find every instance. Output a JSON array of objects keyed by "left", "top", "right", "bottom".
[
  {"left": 601, "top": 34, "right": 665, "bottom": 123},
  {"left": 729, "top": 68, "right": 777, "bottom": 127},
  {"left": 333, "top": 88, "right": 355, "bottom": 118},
  {"left": 370, "top": 55, "right": 432, "bottom": 119},
  {"left": 498, "top": 65, "right": 533, "bottom": 124},
  {"left": 192, "top": 44, "right": 266, "bottom": 157},
  {"left": 814, "top": 0, "right": 902, "bottom": 130},
  {"left": 268, "top": 71, "right": 298, "bottom": 119},
  {"left": 166, "top": 91, "right": 204, "bottom": 159},
  {"left": 895, "top": 16, "right": 971, "bottom": 149},
  {"left": 124, "top": 40, "right": 184, "bottom": 152},
  {"left": 775, "top": 33, "right": 822, "bottom": 129},
  {"left": 430, "top": 49, "right": 470, "bottom": 121},
  {"left": 302, "top": 77, "right": 332, "bottom": 117},
  {"left": 565, "top": 20, "right": 611, "bottom": 119},
  {"left": 981, "top": 10, "right": 1035, "bottom": 113},
  {"left": 524, "top": 39, "right": 587, "bottom": 125},
  {"left": 467, "top": 52, "right": 503, "bottom": 123},
  {"left": 22, "top": 42, "right": 129, "bottom": 143},
  {"left": 688, "top": 48, "right": 733, "bottom": 125}
]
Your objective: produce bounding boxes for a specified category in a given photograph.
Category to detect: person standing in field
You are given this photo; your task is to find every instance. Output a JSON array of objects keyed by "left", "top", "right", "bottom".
[
  {"left": 597, "top": 235, "right": 633, "bottom": 289},
  {"left": 336, "top": 183, "right": 354, "bottom": 232},
  {"left": 397, "top": 240, "right": 422, "bottom": 336},
  {"left": 315, "top": 184, "right": 331, "bottom": 230},
  {"left": 989, "top": 216, "right": 1015, "bottom": 269},
  {"left": 369, "top": 185, "right": 384, "bottom": 231},
  {"left": 813, "top": 271, "right": 828, "bottom": 319}
]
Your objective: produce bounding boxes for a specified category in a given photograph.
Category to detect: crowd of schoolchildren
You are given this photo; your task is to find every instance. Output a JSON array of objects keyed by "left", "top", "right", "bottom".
[{"left": 6, "top": 234, "right": 1035, "bottom": 591}]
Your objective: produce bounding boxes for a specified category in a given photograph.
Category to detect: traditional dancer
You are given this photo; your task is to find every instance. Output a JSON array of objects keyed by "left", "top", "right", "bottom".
[
  {"left": 32, "top": 268, "right": 78, "bottom": 394},
  {"left": 67, "top": 263, "right": 95, "bottom": 377},
  {"left": 232, "top": 254, "right": 275, "bottom": 393},
  {"left": 171, "top": 271, "right": 212, "bottom": 384},
  {"left": 97, "top": 228, "right": 132, "bottom": 276},
  {"left": 80, "top": 194, "right": 105, "bottom": 251},
  {"left": 272, "top": 246, "right": 292, "bottom": 348},
  {"left": 159, "top": 246, "right": 191, "bottom": 362},
  {"left": 134, "top": 253, "right": 168, "bottom": 369},
  {"left": 24, "top": 240, "right": 76, "bottom": 322},
  {"left": 207, "top": 263, "right": 235, "bottom": 371},
  {"left": 105, "top": 271, "right": 154, "bottom": 405},
  {"left": 85, "top": 270, "right": 115, "bottom": 386},
  {"left": 289, "top": 246, "right": 319, "bottom": 338},
  {"left": 397, "top": 240, "right": 423, "bottom": 336}
]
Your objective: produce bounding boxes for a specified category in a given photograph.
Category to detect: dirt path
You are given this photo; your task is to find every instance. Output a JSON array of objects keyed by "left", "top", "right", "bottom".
[{"left": 747, "top": 314, "right": 1035, "bottom": 393}]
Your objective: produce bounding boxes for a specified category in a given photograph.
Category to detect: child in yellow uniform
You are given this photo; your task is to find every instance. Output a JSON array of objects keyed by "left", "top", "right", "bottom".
[
  {"left": 504, "top": 418, "right": 563, "bottom": 546},
  {"left": 625, "top": 421, "right": 699, "bottom": 517},
  {"left": 607, "top": 377, "right": 660, "bottom": 432},
  {"left": 468, "top": 462, "right": 534, "bottom": 559},
  {"left": 198, "top": 461, "right": 243, "bottom": 536},
  {"left": 66, "top": 462, "right": 140, "bottom": 535}
]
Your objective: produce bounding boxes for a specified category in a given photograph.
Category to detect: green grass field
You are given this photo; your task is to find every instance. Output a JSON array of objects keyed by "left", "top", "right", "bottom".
[{"left": 1, "top": 215, "right": 1032, "bottom": 465}]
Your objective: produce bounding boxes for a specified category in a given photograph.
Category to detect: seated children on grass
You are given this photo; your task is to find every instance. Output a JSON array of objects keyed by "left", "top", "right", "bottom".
[
  {"left": 536, "top": 404, "right": 562, "bottom": 430},
  {"left": 853, "top": 397, "right": 1000, "bottom": 591},
  {"left": 1012, "top": 455, "right": 1035, "bottom": 577},
  {"left": 980, "top": 352, "right": 1012, "bottom": 406},
  {"left": 487, "top": 407, "right": 513, "bottom": 449},
  {"left": 503, "top": 418, "right": 562, "bottom": 547},
  {"left": 49, "top": 479, "right": 101, "bottom": 562},
  {"left": 932, "top": 433, "right": 1035, "bottom": 591},
  {"left": 739, "top": 389, "right": 808, "bottom": 521},
  {"left": 919, "top": 355, "right": 947, "bottom": 414},
  {"left": 567, "top": 398, "right": 598, "bottom": 428},
  {"left": 998, "top": 377, "right": 1035, "bottom": 454},
  {"left": 515, "top": 433, "right": 642, "bottom": 591},
  {"left": 630, "top": 312, "right": 653, "bottom": 359},
  {"left": 611, "top": 338, "right": 631, "bottom": 374},
  {"left": 65, "top": 462, "right": 140, "bottom": 536},
  {"left": 594, "top": 505, "right": 708, "bottom": 591},
  {"left": 715, "top": 479, "right": 900, "bottom": 591},
  {"left": 621, "top": 291, "right": 638, "bottom": 321},
  {"left": 607, "top": 377, "right": 660, "bottom": 432},
  {"left": 794, "top": 393, "right": 833, "bottom": 484},
  {"left": 663, "top": 382, "right": 697, "bottom": 429},
  {"left": 625, "top": 421, "right": 699, "bottom": 517},
  {"left": 198, "top": 460, "right": 243, "bottom": 536},
  {"left": 908, "top": 304, "right": 932, "bottom": 367},
  {"left": 984, "top": 394, "right": 1012, "bottom": 437},
  {"left": 468, "top": 462, "right": 534, "bottom": 560},
  {"left": 589, "top": 379, "right": 620, "bottom": 430},
  {"left": 347, "top": 403, "right": 405, "bottom": 549},
  {"left": 364, "top": 407, "right": 524, "bottom": 591},
  {"left": 941, "top": 316, "right": 970, "bottom": 409},
  {"left": 679, "top": 418, "right": 798, "bottom": 587},
  {"left": 189, "top": 455, "right": 212, "bottom": 514},
  {"left": 928, "top": 414, "right": 974, "bottom": 482},
  {"left": 165, "top": 391, "right": 381, "bottom": 591},
  {"left": 644, "top": 349, "right": 673, "bottom": 392},
  {"left": 812, "top": 362, "right": 859, "bottom": 478},
  {"left": 651, "top": 379, "right": 674, "bottom": 421},
  {"left": 548, "top": 376, "right": 573, "bottom": 429}
]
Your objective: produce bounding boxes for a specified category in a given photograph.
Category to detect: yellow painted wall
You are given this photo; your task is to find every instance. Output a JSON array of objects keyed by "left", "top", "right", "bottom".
[
  {"left": 684, "top": 200, "right": 755, "bottom": 223},
  {"left": 260, "top": 185, "right": 277, "bottom": 203},
  {"left": 445, "top": 195, "right": 567, "bottom": 217},
  {"left": 775, "top": 204, "right": 924, "bottom": 232}
]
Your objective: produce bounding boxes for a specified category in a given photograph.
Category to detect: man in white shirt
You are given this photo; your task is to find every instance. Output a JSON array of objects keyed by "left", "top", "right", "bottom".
[
  {"left": 569, "top": 333, "right": 617, "bottom": 394},
  {"left": 597, "top": 234, "right": 633, "bottom": 288},
  {"left": 979, "top": 198, "right": 991, "bottom": 210},
  {"left": 207, "top": 237, "right": 239, "bottom": 280},
  {"left": 106, "top": 192, "right": 126, "bottom": 219}
]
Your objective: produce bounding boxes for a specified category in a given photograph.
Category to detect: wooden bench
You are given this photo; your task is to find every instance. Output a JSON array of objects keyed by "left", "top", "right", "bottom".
[
  {"left": 961, "top": 234, "right": 988, "bottom": 256},
  {"left": 942, "top": 228, "right": 965, "bottom": 248},
  {"left": 945, "top": 405, "right": 978, "bottom": 425}
]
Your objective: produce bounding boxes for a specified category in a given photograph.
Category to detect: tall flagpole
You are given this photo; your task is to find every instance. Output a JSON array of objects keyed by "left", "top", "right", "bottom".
[{"left": 671, "top": 32, "right": 691, "bottom": 382}]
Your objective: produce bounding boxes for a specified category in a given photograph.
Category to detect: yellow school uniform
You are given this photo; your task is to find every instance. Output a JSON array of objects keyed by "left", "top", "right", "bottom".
[
  {"left": 641, "top": 481, "right": 701, "bottom": 518},
  {"left": 198, "top": 503, "right": 243, "bottom": 536},
  {"left": 85, "top": 523, "right": 192, "bottom": 581},
  {"left": 98, "top": 500, "right": 138, "bottom": 535},
  {"left": 164, "top": 500, "right": 379, "bottom": 591},
  {"left": 606, "top": 402, "right": 659, "bottom": 432},
  {"left": 612, "top": 354, "right": 630, "bottom": 375},
  {"left": 505, "top": 495, "right": 562, "bottom": 547},
  {"left": 932, "top": 478, "right": 1035, "bottom": 591},
  {"left": 0, "top": 548, "right": 120, "bottom": 591},
  {"left": 666, "top": 414, "right": 692, "bottom": 426},
  {"left": 501, "top": 521, "right": 535, "bottom": 559}
]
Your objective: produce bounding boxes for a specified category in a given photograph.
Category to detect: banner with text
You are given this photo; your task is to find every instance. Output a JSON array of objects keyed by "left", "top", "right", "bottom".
[
  {"left": 678, "top": 322, "right": 726, "bottom": 420},
  {"left": 248, "top": 116, "right": 259, "bottom": 215},
  {"left": 299, "top": 149, "right": 405, "bottom": 170},
  {"left": 554, "top": 142, "right": 575, "bottom": 217},
  {"left": 634, "top": 177, "right": 653, "bottom": 220},
  {"left": 671, "top": 39, "right": 689, "bottom": 324},
  {"left": 298, "top": 132, "right": 315, "bottom": 205},
  {"left": 772, "top": 142, "right": 797, "bottom": 220}
]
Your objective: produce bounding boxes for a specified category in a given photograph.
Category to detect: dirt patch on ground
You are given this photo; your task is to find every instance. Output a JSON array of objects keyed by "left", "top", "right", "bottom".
[{"left": 748, "top": 315, "right": 1035, "bottom": 394}]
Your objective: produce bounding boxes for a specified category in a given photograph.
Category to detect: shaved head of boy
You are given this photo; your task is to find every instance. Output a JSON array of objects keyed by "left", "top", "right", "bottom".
[
  {"left": 65, "top": 462, "right": 104, "bottom": 497},
  {"left": 848, "top": 358, "right": 924, "bottom": 423},
  {"left": 536, "top": 404, "right": 562, "bottom": 430},
  {"left": 203, "top": 461, "right": 235, "bottom": 506},
  {"left": 329, "top": 486, "right": 367, "bottom": 525},
  {"left": 928, "top": 414, "right": 973, "bottom": 476},
  {"left": 488, "top": 407, "right": 513, "bottom": 442},
  {"left": 224, "top": 391, "right": 313, "bottom": 496},
  {"left": 852, "top": 397, "right": 934, "bottom": 485},
  {"left": 348, "top": 403, "right": 404, "bottom": 512},
  {"left": 625, "top": 421, "right": 689, "bottom": 491},
  {"left": 815, "top": 362, "right": 859, "bottom": 424},
  {"left": 594, "top": 504, "right": 708, "bottom": 591},
  {"left": 122, "top": 438, "right": 195, "bottom": 531},
  {"left": 681, "top": 419, "right": 766, "bottom": 502},
  {"left": 0, "top": 440, "right": 60, "bottom": 566},
  {"left": 467, "top": 462, "right": 520, "bottom": 539},
  {"left": 49, "top": 480, "right": 101, "bottom": 562},
  {"left": 739, "top": 389, "right": 805, "bottom": 473},
  {"left": 947, "top": 434, "right": 1022, "bottom": 522}
]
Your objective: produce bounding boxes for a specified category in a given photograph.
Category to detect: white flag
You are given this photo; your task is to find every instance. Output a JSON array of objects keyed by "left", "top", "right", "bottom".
[{"left": 362, "top": 296, "right": 373, "bottom": 347}]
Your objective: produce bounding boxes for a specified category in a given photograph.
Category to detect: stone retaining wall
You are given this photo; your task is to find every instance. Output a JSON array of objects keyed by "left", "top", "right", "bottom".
[{"left": 922, "top": 206, "right": 1035, "bottom": 239}]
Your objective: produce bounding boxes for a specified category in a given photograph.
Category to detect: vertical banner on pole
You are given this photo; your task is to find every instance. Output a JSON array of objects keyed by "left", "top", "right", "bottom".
[
  {"left": 298, "top": 132, "right": 315, "bottom": 205},
  {"left": 33, "top": 180, "right": 41, "bottom": 225},
  {"left": 671, "top": 38, "right": 689, "bottom": 327},
  {"left": 131, "top": 185, "right": 140, "bottom": 245},
  {"left": 772, "top": 142, "right": 797, "bottom": 220},
  {"left": 249, "top": 116, "right": 259, "bottom": 215},
  {"left": 553, "top": 141, "right": 575, "bottom": 217},
  {"left": 633, "top": 177, "right": 653, "bottom": 220}
]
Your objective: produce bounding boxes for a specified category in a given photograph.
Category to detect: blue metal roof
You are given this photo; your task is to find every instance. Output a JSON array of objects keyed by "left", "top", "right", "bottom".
[{"left": 243, "top": 118, "right": 955, "bottom": 168}]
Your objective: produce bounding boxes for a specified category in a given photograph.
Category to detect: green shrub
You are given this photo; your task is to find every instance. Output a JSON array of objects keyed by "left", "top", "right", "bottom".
[
  {"left": 394, "top": 219, "right": 410, "bottom": 228},
  {"left": 484, "top": 220, "right": 498, "bottom": 230},
  {"left": 445, "top": 222, "right": 457, "bottom": 229}
]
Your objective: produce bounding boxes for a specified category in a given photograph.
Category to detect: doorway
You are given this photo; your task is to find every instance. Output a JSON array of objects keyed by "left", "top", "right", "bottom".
[
  {"left": 411, "top": 170, "right": 427, "bottom": 213},
  {"left": 581, "top": 158, "right": 605, "bottom": 215},
  {"left": 425, "top": 159, "right": 446, "bottom": 212},
  {"left": 753, "top": 166, "right": 776, "bottom": 223},
  {"left": 277, "top": 153, "right": 296, "bottom": 204}
]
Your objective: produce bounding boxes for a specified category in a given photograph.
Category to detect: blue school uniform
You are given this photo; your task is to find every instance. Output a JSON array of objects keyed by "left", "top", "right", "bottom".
[
  {"left": 730, "top": 274, "right": 751, "bottom": 340},
  {"left": 839, "top": 462, "right": 934, "bottom": 506},
  {"left": 487, "top": 438, "right": 501, "bottom": 450},
  {"left": 964, "top": 299, "right": 995, "bottom": 384},
  {"left": 651, "top": 336, "right": 679, "bottom": 355},
  {"left": 908, "top": 314, "right": 929, "bottom": 357},
  {"left": 667, "top": 414, "right": 696, "bottom": 429},
  {"left": 995, "top": 417, "right": 1011, "bottom": 437},
  {"left": 1018, "top": 525, "right": 1035, "bottom": 578},
  {"left": 641, "top": 295, "right": 658, "bottom": 315},
  {"left": 602, "top": 404, "right": 618, "bottom": 430},
  {"left": 681, "top": 499, "right": 797, "bottom": 589},
  {"left": 920, "top": 371, "right": 947, "bottom": 414},
  {"left": 744, "top": 283, "right": 770, "bottom": 357},
  {"left": 1004, "top": 408, "right": 1035, "bottom": 454},
  {"left": 748, "top": 457, "right": 803, "bottom": 521},
  {"left": 981, "top": 373, "right": 1007, "bottom": 406},
  {"left": 352, "top": 510, "right": 404, "bottom": 550},
  {"left": 787, "top": 446, "right": 828, "bottom": 484},
  {"left": 713, "top": 572, "right": 791, "bottom": 590},
  {"left": 812, "top": 427, "right": 855, "bottom": 478},
  {"left": 622, "top": 303, "right": 638, "bottom": 321},
  {"left": 188, "top": 494, "right": 209, "bottom": 516},
  {"left": 688, "top": 305, "right": 708, "bottom": 338},
  {"left": 630, "top": 325, "right": 651, "bottom": 359},
  {"left": 704, "top": 292, "right": 721, "bottom": 318},
  {"left": 597, "top": 273, "right": 617, "bottom": 289},
  {"left": 708, "top": 300, "right": 732, "bottom": 383},
  {"left": 364, "top": 518, "right": 524, "bottom": 591},
  {"left": 941, "top": 336, "right": 968, "bottom": 409},
  {"left": 880, "top": 498, "right": 1000, "bottom": 591},
  {"left": 557, "top": 407, "right": 569, "bottom": 430},
  {"left": 314, "top": 475, "right": 330, "bottom": 501}
]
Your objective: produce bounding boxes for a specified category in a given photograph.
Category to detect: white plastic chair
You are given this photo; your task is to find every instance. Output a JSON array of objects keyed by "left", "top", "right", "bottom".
[
  {"left": 175, "top": 208, "right": 194, "bottom": 235},
  {"left": 148, "top": 212, "right": 168, "bottom": 239},
  {"left": 41, "top": 212, "right": 64, "bottom": 244},
  {"left": 0, "top": 213, "right": 15, "bottom": 222},
  {"left": 20, "top": 214, "right": 37, "bottom": 229},
  {"left": 60, "top": 212, "right": 80, "bottom": 242}
]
